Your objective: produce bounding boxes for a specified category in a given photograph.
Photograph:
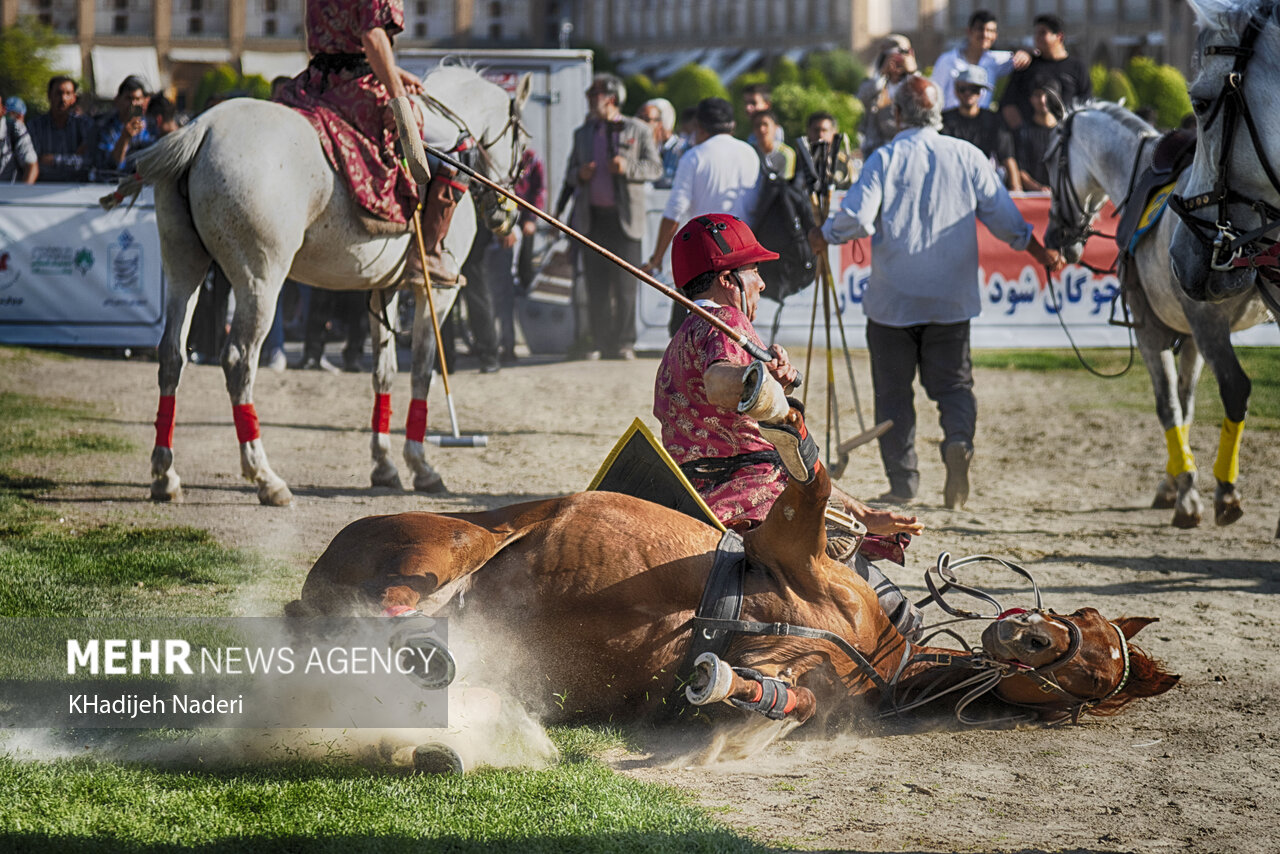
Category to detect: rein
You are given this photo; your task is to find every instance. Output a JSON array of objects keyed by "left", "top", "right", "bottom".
[{"left": 1170, "top": 3, "right": 1280, "bottom": 272}]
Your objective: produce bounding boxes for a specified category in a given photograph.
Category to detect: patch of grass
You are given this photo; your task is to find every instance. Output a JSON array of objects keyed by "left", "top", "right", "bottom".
[
  {"left": 973, "top": 346, "right": 1280, "bottom": 428},
  {"left": 0, "top": 391, "right": 133, "bottom": 463},
  {"left": 547, "top": 725, "right": 635, "bottom": 763},
  {"left": 0, "top": 754, "right": 769, "bottom": 853}
]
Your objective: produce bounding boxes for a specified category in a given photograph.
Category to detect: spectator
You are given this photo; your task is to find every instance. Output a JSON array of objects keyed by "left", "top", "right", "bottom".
[
  {"left": 96, "top": 76, "right": 155, "bottom": 173},
  {"left": 940, "top": 66, "right": 1022, "bottom": 191},
  {"left": 638, "top": 97, "right": 685, "bottom": 189},
  {"left": 742, "top": 83, "right": 784, "bottom": 145},
  {"left": 4, "top": 97, "right": 26, "bottom": 125},
  {"left": 930, "top": 10, "right": 1028, "bottom": 111},
  {"left": 0, "top": 95, "right": 38, "bottom": 184},
  {"left": 810, "top": 77, "right": 1063, "bottom": 508},
  {"left": 677, "top": 105, "right": 698, "bottom": 149},
  {"left": 801, "top": 110, "right": 857, "bottom": 190},
  {"left": 491, "top": 147, "right": 546, "bottom": 365},
  {"left": 857, "top": 34, "right": 919, "bottom": 158},
  {"left": 452, "top": 193, "right": 503, "bottom": 373},
  {"left": 1001, "top": 15, "right": 1091, "bottom": 131},
  {"left": 1013, "top": 79, "right": 1060, "bottom": 192},
  {"left": 646, "top": 97, "right": 762, "bottom": 274},
  {"left": 27, "top": 76, "right": 96, "bottom": 182},
  {"left": 146, "top": 94, "right": 181, "bottom": 136},
  {"left": 751, "top": 110, "right": 796, "bottom": 180},
  {"left": 564, "top": 73, "right": 662, "bottom": 360},
  {"left": 296, "top": 288, "right": 366, "bottom": 373}
]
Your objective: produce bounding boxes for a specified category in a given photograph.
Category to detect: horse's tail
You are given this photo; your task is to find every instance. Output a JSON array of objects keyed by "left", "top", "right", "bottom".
[{"left": 99, "top": 118, "right": 211, "bottom": 211}]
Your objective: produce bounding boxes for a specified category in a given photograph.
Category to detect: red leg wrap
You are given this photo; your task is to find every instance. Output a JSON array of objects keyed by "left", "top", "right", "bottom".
[
  {"left": 406, "top": 398, "right": 428, "bottom": 443},
  {"left": 155, "top": 395, "right": 176, "bottom": 449},
  {"left": 372, "top": 393, "right": 392, "bottom": 435},
  {"left": 782, "top": 688, "right": 798, "bottom": 716},
  {"left": 232, "top": 403, "right": 260, "bottom": 444}
]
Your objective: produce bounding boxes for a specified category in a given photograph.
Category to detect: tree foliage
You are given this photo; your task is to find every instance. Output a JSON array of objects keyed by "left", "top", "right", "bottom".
[
  {"left": 193, "top": 66, "right": 271, "bottom": 113},
  {"left": 1100, "top": 68, "right": 1139, "bottom": 110},
  {"left": 0, "top": 17, "right": 64, "bottom": 113},
  {"left": 622, "top": 73, "right": 659, "bottom": 115},
  {"left": 769, "top": 57, "right": 802, "bottom": 87},
  {"left": 1146, "top": 64, "right": 1193, "bottom": 129},
  {"left": 802, "top": 50, "right": 865, "bottom": 94},
  {"left": 661, "top": 63, "right": 729, "bottom": 115},
  {"left": 768, "top": 83, "right": 862, "bottom": 142}
]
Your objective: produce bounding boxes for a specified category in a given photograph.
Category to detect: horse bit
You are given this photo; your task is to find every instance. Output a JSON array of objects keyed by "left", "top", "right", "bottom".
[{"left": 1169, "top": 2, "right": 1280, "bottom": 288}]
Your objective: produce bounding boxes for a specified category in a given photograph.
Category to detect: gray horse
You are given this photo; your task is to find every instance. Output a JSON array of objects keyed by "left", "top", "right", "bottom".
[
  {"left": 1045, "top": 101, "right": 1269, "bottom": 527},
  {"left": 102, "top": 66, "right": 530, "bottom": 505},
  {"left": 1168, "top": 0, "right": 1280, "bottom": 537}
]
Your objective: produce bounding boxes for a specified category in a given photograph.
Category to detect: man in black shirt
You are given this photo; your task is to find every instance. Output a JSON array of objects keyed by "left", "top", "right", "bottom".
[
  {"left": 940, "top": 66, "right": 1022, "bottom": 191},
  {"left": 1013, "top": 80, "right": 1060, "bottom": 191},
  {"left": 1000, "top": 14, "right": 1091, "bottom": 130}
]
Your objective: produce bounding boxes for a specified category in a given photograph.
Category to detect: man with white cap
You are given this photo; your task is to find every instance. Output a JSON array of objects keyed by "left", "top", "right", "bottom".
[{"left": 940, "top": 66, "right": 1022, "bottom": 191}]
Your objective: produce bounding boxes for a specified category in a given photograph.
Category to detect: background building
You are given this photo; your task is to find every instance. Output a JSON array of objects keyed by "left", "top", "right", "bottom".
[{"left": 1, "top": 0, "right": 1196, "bottom": 107}]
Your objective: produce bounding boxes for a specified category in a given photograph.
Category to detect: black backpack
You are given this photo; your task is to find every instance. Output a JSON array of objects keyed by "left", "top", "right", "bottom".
[{"left": 751, "top": 150, "right": 817, "bottom": 304}]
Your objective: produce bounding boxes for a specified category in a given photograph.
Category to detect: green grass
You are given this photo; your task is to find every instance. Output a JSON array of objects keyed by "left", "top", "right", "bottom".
[
  {"left": 0, "top": 385, "right": 768, "bottom": 853},
  {"left": 972, "top": 346, "right": 1280, "bottom": 428}
]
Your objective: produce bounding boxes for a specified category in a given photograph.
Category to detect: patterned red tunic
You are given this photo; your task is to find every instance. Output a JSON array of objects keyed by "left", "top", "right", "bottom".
[
  {"left": 654, "top": 303, "right": 788, "bottom": 529},
  {"left": 274, "top": 0, "right": 417, "bottom": 223}
]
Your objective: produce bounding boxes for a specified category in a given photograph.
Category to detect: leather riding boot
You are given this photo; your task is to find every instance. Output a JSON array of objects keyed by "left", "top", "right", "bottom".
[{"left": 416, "top": 176, "right": 466, "bottom": 287}]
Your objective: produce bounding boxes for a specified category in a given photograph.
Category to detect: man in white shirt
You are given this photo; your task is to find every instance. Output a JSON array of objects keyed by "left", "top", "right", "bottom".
[
  {"left": 930, "top": 10, "right": 1030, "bottom": 111},
  {"left": 643, "top": 97, "right": 762, "bottom": 276}
]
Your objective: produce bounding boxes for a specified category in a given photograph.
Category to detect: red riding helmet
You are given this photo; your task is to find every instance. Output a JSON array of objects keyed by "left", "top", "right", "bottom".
[{"left": 671, "top": 213, "right": 779, "bottom": 290}]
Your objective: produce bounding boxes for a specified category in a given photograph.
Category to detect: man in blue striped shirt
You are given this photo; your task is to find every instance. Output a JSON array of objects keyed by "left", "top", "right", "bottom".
[{"left": 811, "top": 76, "right": 1064, "bottom": 510}]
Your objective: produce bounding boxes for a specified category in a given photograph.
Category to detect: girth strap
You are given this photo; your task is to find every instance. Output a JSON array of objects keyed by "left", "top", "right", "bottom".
[{"left": 683, "top": 530, "right": 748, "bottom": 669}]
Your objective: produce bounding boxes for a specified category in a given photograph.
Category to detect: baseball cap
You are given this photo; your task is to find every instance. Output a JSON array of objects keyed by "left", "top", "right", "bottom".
[{"left": 954, "top": 66, "right": 990, "bottom": 90}]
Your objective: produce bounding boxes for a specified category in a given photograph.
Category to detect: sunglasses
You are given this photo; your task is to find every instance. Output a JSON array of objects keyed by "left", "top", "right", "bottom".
[{"left": 956, "top": 85, "right": 983, "bottom": 96}]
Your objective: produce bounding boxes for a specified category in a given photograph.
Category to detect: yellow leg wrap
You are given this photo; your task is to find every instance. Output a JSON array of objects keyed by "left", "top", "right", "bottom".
[
  {"left": 1212, "top": 417, "right": 1244, "bottom": 484},
  {"left": 1164, "top": 424, "right": 1196, "bottom": 477}
]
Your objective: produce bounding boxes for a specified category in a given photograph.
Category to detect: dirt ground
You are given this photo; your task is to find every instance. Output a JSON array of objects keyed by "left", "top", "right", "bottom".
[{"left": 5, "top": 343, "right": 1278, "bottom": 854}]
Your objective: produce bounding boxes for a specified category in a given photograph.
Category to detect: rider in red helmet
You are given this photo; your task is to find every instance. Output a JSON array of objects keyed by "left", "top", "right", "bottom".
[{"left": 654, "top": 213, "right": 922, "bottom": 537}]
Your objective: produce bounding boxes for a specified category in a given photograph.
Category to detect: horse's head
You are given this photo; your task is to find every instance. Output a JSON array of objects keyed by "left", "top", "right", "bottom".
[
  {"left": 1170, "top": 0, "right": 1280, "bottom": 301},
  {"left": 982, "top": 607, "right": 1180, "bottom": 721}
]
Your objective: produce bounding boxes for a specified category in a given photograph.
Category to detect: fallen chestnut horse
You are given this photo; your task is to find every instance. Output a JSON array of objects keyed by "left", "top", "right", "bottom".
[{"left": 288, "top": 461, "right": 1178, "bottom": 728}]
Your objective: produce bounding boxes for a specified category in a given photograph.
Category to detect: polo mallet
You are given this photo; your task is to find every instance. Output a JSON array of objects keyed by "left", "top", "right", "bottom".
[
  {"left": 421, "top": 144, "right": 801, "bottom": 385},
  {"left": 411, "top": 205, "right": 488, "bottom": 449}
]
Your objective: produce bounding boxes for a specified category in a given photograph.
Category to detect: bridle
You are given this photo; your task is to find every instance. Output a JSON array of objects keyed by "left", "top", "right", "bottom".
[
  {"left": 419, "top": 87, "right": 530, "bottom": 189},
  {"left": 1169, "top": 2, "right": 1280, "bottom": 286},
  {"left": 1045, "top": 106, "right": 1152, "bottom": 277},
  {"left": 882, "top": 553, "right": 1132, "bottom": 725}
]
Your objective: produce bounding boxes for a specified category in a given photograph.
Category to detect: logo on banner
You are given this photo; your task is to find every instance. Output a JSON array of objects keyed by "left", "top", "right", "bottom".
[
  {"left": 110, "top": 230, "right": 142, "bottom": 293},
  {"left": 0, "top": 226, "right": 20, "bottom": 291},
  {"left": 74, "top": 248, "right": 94, "bottom": 276}
]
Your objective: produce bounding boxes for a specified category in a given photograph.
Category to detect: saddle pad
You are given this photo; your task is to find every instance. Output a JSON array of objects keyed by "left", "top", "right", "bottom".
[{"left": 1129, "top": 181, "right": 1177, "bottom": 254}]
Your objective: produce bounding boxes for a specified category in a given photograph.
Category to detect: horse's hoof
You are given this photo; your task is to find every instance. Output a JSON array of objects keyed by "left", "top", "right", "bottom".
[
  {"left": 412, "top": 742, "right": 464, "bottom": 775},
  {"left": 1215, "top": 495, "right": 1244, "bottom": 527},
  {"left": 150, "top": 479, "right": 181, "bottom": 502},
  {"left": 414, "top": 474, "right": 448, "bottom": 494},
  {"left": 1151, "top": 493, "right": 1176, "bottom": 510},
  {"left": 371, "top": 469, "right": 404, "bottom": 490},
  {"left": 1172, "top": 509, "right": 1201, "bottom": 529},
  {"left": 258, "top": 482, "right": 293, "bottom": 506}
]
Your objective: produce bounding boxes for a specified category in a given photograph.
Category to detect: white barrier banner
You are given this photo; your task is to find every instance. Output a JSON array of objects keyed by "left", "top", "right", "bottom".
[{"left": 0, "top": 184, "right": 164, "bottom": 348}]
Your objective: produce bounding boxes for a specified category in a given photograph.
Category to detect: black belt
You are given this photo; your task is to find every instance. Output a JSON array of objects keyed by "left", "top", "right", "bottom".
[
  {"left": 309, "top": 52, "right": 372, "bottom": 77},
  {"left": 679, "top": 450, "right": 782, "bottom": 488}
]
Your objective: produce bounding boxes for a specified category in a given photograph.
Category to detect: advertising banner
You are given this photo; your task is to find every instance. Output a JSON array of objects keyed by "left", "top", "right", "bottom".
[
  {"left": 0, "top": 184, "right": 164, "bottom": 348},
  {"left": 637, "top": 192, "right": 1278, "bottom": 351}
]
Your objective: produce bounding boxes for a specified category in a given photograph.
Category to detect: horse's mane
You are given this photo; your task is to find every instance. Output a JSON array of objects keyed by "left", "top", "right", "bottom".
[
  {"left": 1188, "top": 0, "right": 1273, "bottom": 34},
  {"left": 1083, "top": 642, "right": 1181, "bottom": 718},
  {"left": 1068, "top": 100, "right": 1159, "bottom": 137}
]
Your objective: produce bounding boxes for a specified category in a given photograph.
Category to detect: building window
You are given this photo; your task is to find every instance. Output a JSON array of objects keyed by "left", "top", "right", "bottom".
[
  {"left": 191, "top": 0, "right": 202, "bottom": 10},
  {"left": 489, "top": 22, "right": 502, "bottom": 40},
  {"left": 416, "top": 0, "right": 427, "bottom": 14},
  {"left": 489, "top": 2, "right": 501, "bottom": 18},
  {"left": 264, "top": 17, "right": 276, "bottom": 34},
  {"left": 112, "top": 13, "right": 127, "bottom": 32},
  {"left": 415, "top": 22, "right": 427, "bottom": 37},
  {"left": 189, "top": 15, "right": 203, "bottom": 33},
  {"left": 38, "top": 11, "right": 52, "bottom": 24},
  {"left": 265, "top": 0, "right": 277, "bottom": 10},
  {"left": 113, "top": 0, "right": 126, "bottom": 8}
]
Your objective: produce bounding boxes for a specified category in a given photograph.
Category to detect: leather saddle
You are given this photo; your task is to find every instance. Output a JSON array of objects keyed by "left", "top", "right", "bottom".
[{"left": 1115, "top": 128, "right": 1197, "bottom": 256}]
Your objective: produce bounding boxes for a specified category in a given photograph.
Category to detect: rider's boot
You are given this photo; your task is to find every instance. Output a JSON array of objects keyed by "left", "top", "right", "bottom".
[{"left": 414, "top": 172, "right": 467, "bottom": 287}]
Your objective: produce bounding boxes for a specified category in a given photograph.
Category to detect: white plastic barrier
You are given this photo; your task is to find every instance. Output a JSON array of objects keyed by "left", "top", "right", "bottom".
[{"left": 0, "top": 184, "right": 164, "bottom": 348}]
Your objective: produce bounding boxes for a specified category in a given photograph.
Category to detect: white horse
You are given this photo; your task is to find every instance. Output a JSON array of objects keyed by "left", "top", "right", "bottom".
[
  {"left": 1167, "top": 0, "right": 1280, "bottom": 537},
  {"left": 1044, "top": 100, "right": 1270, "bottom": 527},
  {"left": 102, "top": 66, "right": 531, "bottom": 505}
]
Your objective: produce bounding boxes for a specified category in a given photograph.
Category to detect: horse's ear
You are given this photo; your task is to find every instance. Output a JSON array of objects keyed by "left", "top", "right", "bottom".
[
  {"left": 1113, "top": 616, "right": 1159, "bottom": 640},
  {"left": 1045, "top": 88, "right": 1067, "bottom": 122},
  {"left": 515, "top": 72, "right": 533, "bottom": 114}
]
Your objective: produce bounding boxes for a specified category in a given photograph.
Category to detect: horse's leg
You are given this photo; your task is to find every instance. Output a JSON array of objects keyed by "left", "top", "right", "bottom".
[
  {"left": 222, "top": 277, "right": 292, "bottom": 506},
  {"left": 1131, "top": 287, "right": 1201, "bottom": 527},
  {"left": 151, "top": 183, "right": 213, "bottom": 502},
  {"left": 403, "top": 283, "right": 459, "bottom": 493},
  {"left": 1187, "top": 311, "right": 1251, "bottom": 526},
  {"left": 368, "top": 288, "right": 404, "bottom": 489}
]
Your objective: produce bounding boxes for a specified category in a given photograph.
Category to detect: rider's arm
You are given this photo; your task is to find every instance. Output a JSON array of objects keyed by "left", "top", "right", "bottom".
[
  {"left": 832, "top": 483, "right": 924, "bottom": 536},
  {"left": 362, "top": 27, "right": 407, "bottom": 100}
]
